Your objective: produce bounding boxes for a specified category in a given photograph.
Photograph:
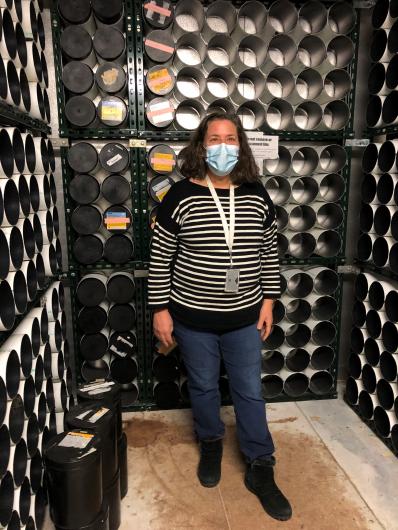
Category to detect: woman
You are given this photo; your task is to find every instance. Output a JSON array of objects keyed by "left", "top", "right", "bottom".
[{"left": 148, "top": 112, "right": 292, "bottom": 522}]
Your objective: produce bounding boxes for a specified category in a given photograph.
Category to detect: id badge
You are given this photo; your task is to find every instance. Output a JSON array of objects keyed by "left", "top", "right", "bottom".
[{"left": 225, "top": 268, "right": 240, "bottom": 292}]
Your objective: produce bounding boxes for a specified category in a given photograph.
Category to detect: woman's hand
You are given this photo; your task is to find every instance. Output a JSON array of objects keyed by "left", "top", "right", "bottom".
[
  {"left": 257, "top": 299, "right": 274, "bottom": 341},
  {"left": 153, "top": 308, "right": 175, "bottom": 349}
]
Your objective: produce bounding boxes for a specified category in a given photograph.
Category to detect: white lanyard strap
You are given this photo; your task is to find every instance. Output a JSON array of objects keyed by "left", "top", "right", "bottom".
[{"left": 205, "top": 175, "right": 235, "bottom": 265}]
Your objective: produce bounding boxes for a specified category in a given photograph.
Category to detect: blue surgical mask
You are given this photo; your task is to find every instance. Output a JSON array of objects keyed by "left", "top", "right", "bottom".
[{"left": 205, "top": 143, "right": 239, "bottom": 176}]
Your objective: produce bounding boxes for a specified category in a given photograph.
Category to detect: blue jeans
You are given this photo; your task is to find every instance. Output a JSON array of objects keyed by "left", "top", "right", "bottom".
[{"left": 172, "top": 319, "right": 275, "bottom": 462}]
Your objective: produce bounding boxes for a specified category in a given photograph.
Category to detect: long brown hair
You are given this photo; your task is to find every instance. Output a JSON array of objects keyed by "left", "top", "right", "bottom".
[{"left": 179, "top": 112, "right": 260, "bottom": 185}]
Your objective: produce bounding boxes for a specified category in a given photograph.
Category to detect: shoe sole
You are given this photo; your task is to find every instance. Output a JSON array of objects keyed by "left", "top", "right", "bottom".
[
  {"left": 197, "top": 473, "right": 220, "bottom": 488},
  {"left": 244, "top": 477, "right": 292, "bottom": 522}
]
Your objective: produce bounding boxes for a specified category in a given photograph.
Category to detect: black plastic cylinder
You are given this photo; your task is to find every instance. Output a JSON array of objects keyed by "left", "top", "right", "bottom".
[
  {"left": 44, "top": 430, "right": 103, "bottom": 529},
  {"left": 102, "top": 175, "right": 131, "bottom": 205},
  {"left": 62, "top": 62, "right": 96, "bottom": 96},
  {"left": 97, "top": 96, "right": 128, "bottom": 127},
  {"left": 76, "top": 381, "right": 122, "bottom": 440},
  {"left": 80, "top": 333, "right": 109, "bottom": 361},
  {"left": 68, "top": 142, "right": 99, "bottom": 174},
  {"left": 99, "top": 143, "right": 129, "bottom": 173},
  {"left": 118, "top": 432, "right": 128, "bottom": 498},
  {"left": 110, "top": 356, "right": 138, "bottom": 384},
  {"left": 72, "top": 205, "right": 103, "bottom": 235},
  {"left": 109, "top": 331, "right": 137, "bottom": 358},
  {"left": 60, "top": 26, "right": 94, "bottom": 63},
  {"left": 103, "top": 205, "right": 132, "bottom": 234},
  {"left": 92, "top": 0, "right": 123, "bottom": 25},
  {"left": 77, "top": 274, "right": 107, "bottom": 306},
  {"left": 66, "top": 403, "right": 118, "bottom": 489},
  {"left": 77, "top": 305, "right": 108, "bottom": 334},
  {"left": 58, "top": 0, "right": 92, "bottom": 26},
  {"left": 65, "top": 96, "right": 97, "bottom": 128},
  {"left": 108, "top": 303, "right": 136, "bottom": 332},
  {"left": 69, "top": 174, "right": 100, "bottom": 205},
  {"left": 73, "top": 235, "right": 104, "bottom": 265},
  {"left": 93, "top": 27, "right": 125, "bottom": 63},
  {"left": 104, "top": 234, "right": 134, "bottom": 264},
  {"left": 95, "top": 62, "right": 126, "bottom": 96},
  {"left": 153, "top": 381, "right": 180, "bottom": 409},
  {"left": 147, "top": 144, "right": 177, "bottom": 174},
  {"left": 143, "top": 0, "right": 174, "bottom": 29},
  {"left": 104, "top": 469, "right": 121, "bottom": 530},
  {"left": 107, "top": 273, "right": 135, "bottom": 303}
]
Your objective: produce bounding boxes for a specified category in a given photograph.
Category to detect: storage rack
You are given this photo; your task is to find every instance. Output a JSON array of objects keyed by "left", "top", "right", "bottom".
[{"left": 52, "top": 0, "right": 361, "bottom": 410}]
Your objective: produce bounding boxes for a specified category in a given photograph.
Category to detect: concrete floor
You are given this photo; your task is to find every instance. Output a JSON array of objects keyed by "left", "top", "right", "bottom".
[{"left": 44, "top": 393, "right": 398, "bottom": 530}]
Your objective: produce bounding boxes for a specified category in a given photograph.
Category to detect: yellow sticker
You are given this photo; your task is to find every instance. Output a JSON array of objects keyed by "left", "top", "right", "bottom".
[{"left": 101, "top": 102, "right": 124, "bottom": 121}]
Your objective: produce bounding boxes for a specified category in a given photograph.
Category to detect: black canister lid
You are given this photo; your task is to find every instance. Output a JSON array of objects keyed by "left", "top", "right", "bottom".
[
  {"left": 148, "top": 174, "right": 174, "bottom": 203},
  {"left": 101, "top": 175, "right": 131, "bottom": 204},
  {"left": 62, "top": 62, "right": 94, "bottom": 95},
  {"left": 68, "top": 143, "right": 98, "bottom": 173},
  {"left": 109, "top": 331, "right": 137, "bottom": 357},
  {"left": 104, "top": 235, "right": 134, "bottom": 264},
  {"left": 99, "top": 143, "right": 129, "bottom": 173},
  {"left": 97, "top": 96, "right": 127, "bottom": 127},
  {"left": 66, "top": 403, "right": 114, "bottom": 431},
  {"left": 146, "top": 65, "right": 175, "bottom": 96},
  {"left": 143, "top": 0, "right": 174, "bottom": 29},
  {"left": 44, "top": 430, "right": 101, "bottom": 466},
  {"left": 144, "top": 29, "right": 175, "bottom": 63},
  {"left": 103, "top": 205, "right": 132, "bottom": 233},
  {"left": 145, "top": 96, "right": 175, "bottom": 128},
  {"left": 77, "top": 380, "right": 121, "bottom": 402},
  {"left": 73, "top": 235, "right": 103, "bottom": 265},
  {"left": 108, "top": 304, "right": 136, "bottom": 332},
  {"left": 65, "top": 96, "right": 97, "bottom": 128},
  {"left": 95, "top": 62, "right": 126, "bottom": 95},
  {"left": 92, "top": 0, "right": 123, "bottom": 24},
  {"left": 60, "top": 26, "right": 92, "bottom": 61},
  {"left": 77, "top": 275, "right": 107, "bottom": 306},
  {"left": 78, "top": 306, "right": 108, "bottom": 334},
  {"left": 58, "top": 0, "right": 92, "bottom": 25},
  {"left": 71, "top": 205, "right": 102, "bottom": 235},
  {"left": 93, "top": 27, "right": 125, "bottom": 61},
  {"left": 69, "top": 174, "right": 100, "bottom": 205},
  {"left": 110, "top": 357, "right": 138, "bottom": 383},
  {"left": 147, "top": 144, "right": 177, "bottom": 174},
  {"left": 80, "top": 333, "right": 109, "bottom": 360},
  {"left": 107, "top": 274, "right": 135, "bottom": 304}
]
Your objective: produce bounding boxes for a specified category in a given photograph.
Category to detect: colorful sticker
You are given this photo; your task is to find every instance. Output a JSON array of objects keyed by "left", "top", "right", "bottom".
[
  {"left": 144, "top": 2, "right": 171, "bottom": 16},
  {"left": 101, "top": 101, "right": 124, "bottom": 122},
  {"left": 150, "top": 153, "right": 175, "bottom": 172},
  {"left": 145, "top": 38, "right": 174, "bottom": 55},
  {"left": 88, "top": 407, "right": 110, "bottom": 423},
  {"left": 58, "top": 431, "right": 94, "bottom": 449}
]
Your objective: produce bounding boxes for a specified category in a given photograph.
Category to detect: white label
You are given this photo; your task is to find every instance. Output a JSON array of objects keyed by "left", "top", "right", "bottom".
[
  {"left": 58, "top": 432, "right": 94, "bottom": 449},
  {"left": 82, "top": 381, "right": 114, "bottom": 391},
  {"left": 88, "top": 407, "right": 110, "bottom": 423},
  {"left": 107, "top": 154, "right": 123, "bottom": 167},
  {"left": 247, "top": 133, "right": 279, "bottom": 172},
  {"left": 76, "top": 410, "right": 92, "bottom": 420},
  {"left": 88, "top": 387, "right": 112, "bottom": 395}
]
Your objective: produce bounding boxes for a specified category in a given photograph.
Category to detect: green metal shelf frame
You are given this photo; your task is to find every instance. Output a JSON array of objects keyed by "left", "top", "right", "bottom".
[
  {"left": 133, "top": 1, "right": 360, "bottom": 141},
  {"left": 0, "top": 277, "right": 56, "bottom": 347},
  {"left": 51, "top": 0, "right": 137, "bottom": 138},
  {"left": 344, "top": 395, "right": 398, "bottom": 457},
  {"left": 68, "top": 272, "right": 149, "bottom": 410},
  {"left": 60, "top": 145, "right": 145, "bottom": 270},
  {"left": 0, "top": 101, "right": 51, "bottom": 134},
  {"left": 354, "top": 259, "right": 398, "bottom": 283}
]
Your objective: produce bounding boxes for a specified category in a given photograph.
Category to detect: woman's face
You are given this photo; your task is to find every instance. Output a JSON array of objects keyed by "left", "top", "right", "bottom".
[{"left": 203, "top": 119, "right": 239, "bottom": 149}]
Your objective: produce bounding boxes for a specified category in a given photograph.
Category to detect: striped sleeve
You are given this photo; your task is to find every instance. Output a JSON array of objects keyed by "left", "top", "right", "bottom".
[
  {"left": 260, "top": 191, "right": 281, "bottom": 299},
  {"left": 147, "top": 186, "right": 181, "bottom": 310}
]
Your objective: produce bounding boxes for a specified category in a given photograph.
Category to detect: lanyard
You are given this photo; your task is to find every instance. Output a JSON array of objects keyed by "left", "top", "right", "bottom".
[{"left": 205, "top": 175, "right": 235, "bottom": 268}]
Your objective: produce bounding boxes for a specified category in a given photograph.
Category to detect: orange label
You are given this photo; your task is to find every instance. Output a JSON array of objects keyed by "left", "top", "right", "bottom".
[
  {"left": 145, "top": 38, "right": 174, "bottom": 55},
  {"left": 144, "top": 2, "right": 171, "bottom": 16}
]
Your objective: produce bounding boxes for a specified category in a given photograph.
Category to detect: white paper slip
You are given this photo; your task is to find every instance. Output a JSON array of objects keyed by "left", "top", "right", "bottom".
[{"left": 58, "top": 432, "right": 94, "bottom": 449}]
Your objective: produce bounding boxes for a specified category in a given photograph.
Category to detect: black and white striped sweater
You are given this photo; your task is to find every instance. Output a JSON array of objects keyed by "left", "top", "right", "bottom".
[{"left": 148, "top": 177, "right": 281, "bottom": 331}]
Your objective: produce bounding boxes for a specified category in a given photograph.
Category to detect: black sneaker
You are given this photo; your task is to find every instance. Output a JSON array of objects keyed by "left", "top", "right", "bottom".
[
  {"left": 197, "top": 439, "right": 223, "bottom": 487},
  {"left": 244, "top": 457, "right": 292, "bottom": 521}
]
